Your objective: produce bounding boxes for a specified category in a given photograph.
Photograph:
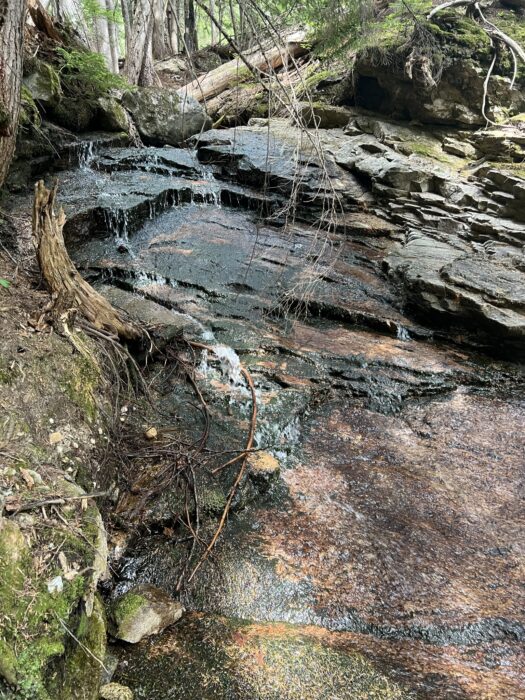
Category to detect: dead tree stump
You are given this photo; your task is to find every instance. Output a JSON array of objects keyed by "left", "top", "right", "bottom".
[{"left": 32, "top": 180, "right": 141, "bottom": 341}]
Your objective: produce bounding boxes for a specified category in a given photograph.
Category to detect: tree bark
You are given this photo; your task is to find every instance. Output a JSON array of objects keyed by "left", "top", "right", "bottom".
[
  {"left": 179, "top": 31, "right": 308, "bottom": 102},
  {"left": 124, "top": 0, "right": 156, "bottom": 85},
  {"left": 184, "top": 0, "right": 197, "bottom": 53},
  {"left": 33, "top": 181, "right": 140, "bottom": 341},
  {"left": 0, "top": 0, "right": 26, "bottom": 188}
]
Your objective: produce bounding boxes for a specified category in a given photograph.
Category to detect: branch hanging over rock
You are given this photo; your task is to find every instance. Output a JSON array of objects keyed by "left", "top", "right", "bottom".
[{"left": 33, "top": 180, "right": 141, "bottom": 341}]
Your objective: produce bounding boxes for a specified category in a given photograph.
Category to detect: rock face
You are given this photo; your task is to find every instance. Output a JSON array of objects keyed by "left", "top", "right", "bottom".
[
  {"left": 122, "top": 87, "right": 211, "bottom": 145},
  {"left": 110, "top": 585, "right": 183, "bottom": 643},
  {"left": 348, "top": 12, "right": 525, "bottom": 125}
]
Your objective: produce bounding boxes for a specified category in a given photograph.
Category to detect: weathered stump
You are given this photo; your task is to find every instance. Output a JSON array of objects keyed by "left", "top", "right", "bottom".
[{"left": 32, "top": 180, "right": 141, "bottom": 341}]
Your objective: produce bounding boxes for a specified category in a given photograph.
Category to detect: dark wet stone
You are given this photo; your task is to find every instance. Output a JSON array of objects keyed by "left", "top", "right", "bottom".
[{"left": 112, "top": 613, "right": 411, "bottom": 700}]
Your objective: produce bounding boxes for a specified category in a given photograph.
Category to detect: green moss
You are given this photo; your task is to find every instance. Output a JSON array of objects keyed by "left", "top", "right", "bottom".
[
  {"left": 47, "top": 595, "right": 106, "bottom": 700},
  {"left": 112, "top": 593, "right": 145, "bottom": 627},
  {"left": 61, "top": 352, "right": 100, "bottom": 422},
  {"left": 199, "top": 485, "right": 227, "bottom": 516}
]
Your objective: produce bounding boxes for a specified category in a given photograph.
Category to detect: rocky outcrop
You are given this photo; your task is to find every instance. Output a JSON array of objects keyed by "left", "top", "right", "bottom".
[
  {"left": 122, "top": 87, "right": 211, "bottom": 146},
  {"left": 347, "top": 11, "right": 525, "bottom": 125}
]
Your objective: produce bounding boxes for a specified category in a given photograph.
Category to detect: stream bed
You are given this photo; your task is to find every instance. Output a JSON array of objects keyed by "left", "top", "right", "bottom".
[{"left": 13, "top": 122, "right": 525, "bottom": 699}]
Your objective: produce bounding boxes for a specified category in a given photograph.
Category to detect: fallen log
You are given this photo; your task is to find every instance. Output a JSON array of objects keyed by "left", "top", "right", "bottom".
[
  {"left": 33, "top": 180, "right": 141, "bottom": 341},
  {"left": 178, "top": 31, "right": 309, "bottom": 103}
]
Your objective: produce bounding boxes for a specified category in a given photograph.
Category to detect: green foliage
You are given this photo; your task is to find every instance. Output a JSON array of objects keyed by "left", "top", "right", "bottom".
[
  {"left": 55, "top": 47, "right": 128, "bottom": 99},
  {"left": 0, "top": 278, "right": 10, "bottom": 289}
]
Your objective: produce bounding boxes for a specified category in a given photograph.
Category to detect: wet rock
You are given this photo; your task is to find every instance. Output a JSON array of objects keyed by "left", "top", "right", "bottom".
[
  {"left": 385, "top": 233, "right": 525, "bottom": 341},
  {"left": 122, "top": 87, "right": 211, "bottom": 146},
  {"left": 110, "top": 584, "right": 183, "bottom": 643},
  {"left": 99, "top": 683, "right": 134, "bottom": 700},
  {"left": 113, "top": 613, "right": 410, "bottom": 700}
]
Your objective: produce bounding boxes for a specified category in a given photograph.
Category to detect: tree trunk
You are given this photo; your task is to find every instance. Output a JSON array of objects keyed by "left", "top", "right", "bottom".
[
  {"left": 33, "top": 181, "right": 140, "bottom": 341},
  {"left": 152, "top": 0, "right": 168, "bottom": 59},
  {"left": 0, "top": 0, "right": 26, "bottom": 188},
  {"left": 209, "top": 0, "right": 217, "bottom": 45},
  {"left": 184, "top": 0, "right": 197, "bottom": 53},
  {"left": 179, "top": 31, "right": 308, "bottom": 102},
  {"left": 167, "top": 0, "right": 180, "bottom": 53},
  {"left": 124, "top": 0, "right": 156, "bottom": 85}
]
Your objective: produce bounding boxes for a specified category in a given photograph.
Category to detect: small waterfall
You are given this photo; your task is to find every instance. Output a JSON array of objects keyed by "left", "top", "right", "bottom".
[
  {"left": 79, "top": 141, "right": 94, "bottom": 170},
  {"left": 104, "top": 208, "right": 130, "bottom": 240}
]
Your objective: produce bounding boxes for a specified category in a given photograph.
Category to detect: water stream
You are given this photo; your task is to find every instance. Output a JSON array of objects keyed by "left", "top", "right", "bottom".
[{"left": 35, "top": 135, "right": 525, "bottom": 699}]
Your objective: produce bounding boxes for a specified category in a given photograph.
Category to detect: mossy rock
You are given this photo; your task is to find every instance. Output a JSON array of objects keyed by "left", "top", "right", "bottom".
[
  {"left": 52, "top": 595, "right": 107, "bottom": 700},
  {"left": 0, "top": 489, "right": 107, "bottom": 699},
  {"left": 110, "top": 585, "right": 183, "bottom": 644},
  {"left": 23, "top": 60, "right": 62, "bottom": 108},
  {"left": 97, "top": 97, "right": 130, "bottom": 133},
  {"left": 50, "top": 98, "right": 97, "bottom": 133}
]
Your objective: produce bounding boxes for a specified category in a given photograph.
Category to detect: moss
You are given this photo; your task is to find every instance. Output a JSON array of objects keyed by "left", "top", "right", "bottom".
[
  {"left": 20, "top": 85, "right": 42, "bottom": 127},
  {"left": 47, "top": 595, "right": 107, "bottom": 700},
  {"left": 296, "top": 69, "right": 339, "bottom": 98},
  {"left": 112, "top": 593, "right": 145, "bottom": 627},
  {"left": 61, "top": 352, "right": 100, "bottom": 422},
  {"left": 199, "top": 485, "right": 227, "bottom": 515}
]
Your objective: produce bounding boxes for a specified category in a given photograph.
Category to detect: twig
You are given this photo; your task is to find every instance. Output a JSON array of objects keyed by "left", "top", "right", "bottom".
[
  {"left": 6, "top": 491, "right": 109, "bottom": 515},
  {"left": 56, "top": 615, "right": 109, "bottom": 673},
  {"left": 187, "top": 364, "right": 257, "bottom": 583}
]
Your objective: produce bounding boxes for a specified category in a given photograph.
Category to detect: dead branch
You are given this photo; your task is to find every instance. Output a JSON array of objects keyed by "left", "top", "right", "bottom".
[
  {"left": 32, "top": 180, "right": 141, "bottom": 341},
  {"left": 187, "top": 342, "right": 258, "bottom": 584}
]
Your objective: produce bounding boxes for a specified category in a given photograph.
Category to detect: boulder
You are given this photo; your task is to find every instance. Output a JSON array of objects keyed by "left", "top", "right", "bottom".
[
  {"left": 348, "top": 14, "right": 525, "bottom": 126},
  {"left": 23, "top": 60, "right": 61, "bottom": 108},
  {"left": 122, "top": 87, "right": 211, "bottom": 145},
  {"left": 97, "top": 97, "right": 130, "bottom": 133},
  {"left": 110, "top": 584, "right": 183, "bottom": 643}
]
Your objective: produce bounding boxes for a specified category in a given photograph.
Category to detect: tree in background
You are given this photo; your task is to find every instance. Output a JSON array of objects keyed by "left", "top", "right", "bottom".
[{"left": 0, "top": 0, "right": 26, "bottom": 187}]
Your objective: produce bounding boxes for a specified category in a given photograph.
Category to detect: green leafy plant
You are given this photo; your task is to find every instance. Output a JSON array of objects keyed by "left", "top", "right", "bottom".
[
  {"left": 0, "top": 278, "right": 10, "bottom": 289},
  {"left": 55, "top": 47, "right": 129, "bottom": 98}
]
